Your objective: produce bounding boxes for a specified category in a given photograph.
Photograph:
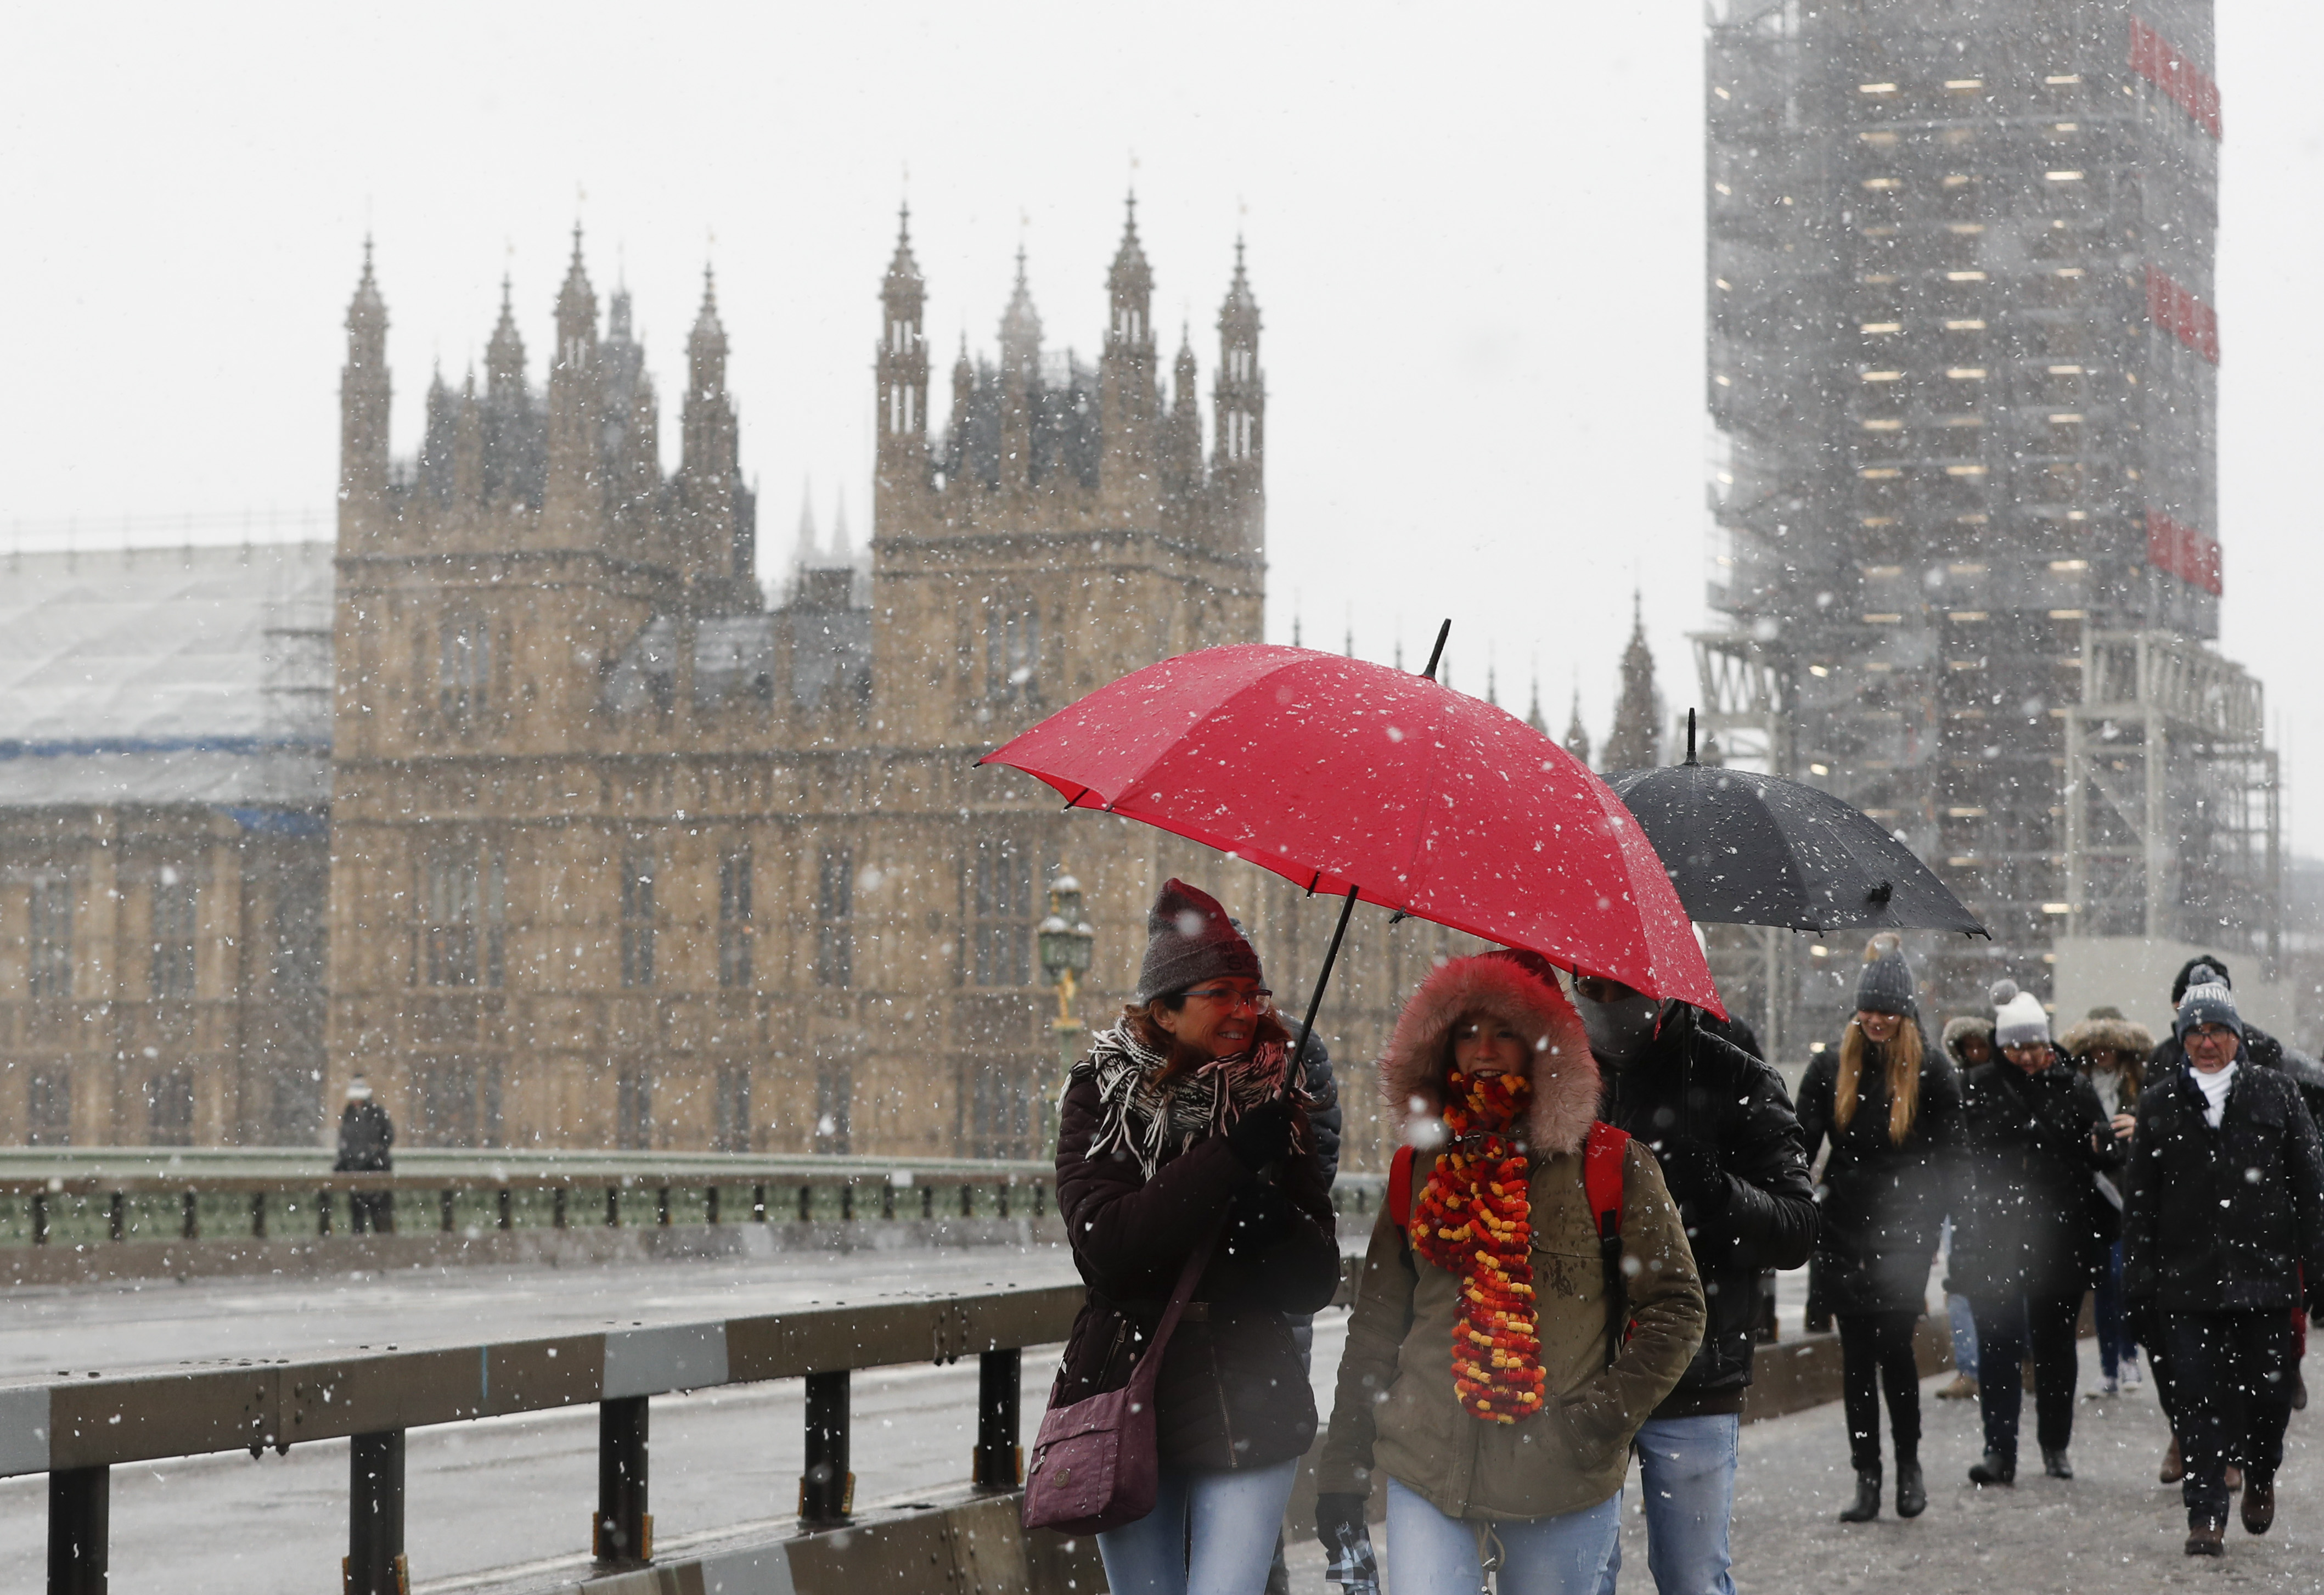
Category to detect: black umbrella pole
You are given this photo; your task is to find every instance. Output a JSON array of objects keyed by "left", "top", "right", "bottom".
[{"left": 1291, "top": 886, "right": 1360, "bottom": 1075}]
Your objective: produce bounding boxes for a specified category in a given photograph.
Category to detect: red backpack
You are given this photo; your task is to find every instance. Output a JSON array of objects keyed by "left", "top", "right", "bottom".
[{"left": 1389, "top": 1121, "right": 1633, "bottom": 1366}]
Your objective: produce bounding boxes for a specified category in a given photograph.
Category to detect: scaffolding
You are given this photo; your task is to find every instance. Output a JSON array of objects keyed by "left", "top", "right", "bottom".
[{"left": 2064, "top": 628, "right": 2279, "bottom": 957}]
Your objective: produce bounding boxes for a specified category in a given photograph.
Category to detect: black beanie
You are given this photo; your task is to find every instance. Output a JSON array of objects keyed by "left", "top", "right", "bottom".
[
  {"left": 1854, "top": 933, "right": 1916, "bottom": 1016},
  {"left": 1135, "top": 879, "right": 1263, "bottom": 1003}
]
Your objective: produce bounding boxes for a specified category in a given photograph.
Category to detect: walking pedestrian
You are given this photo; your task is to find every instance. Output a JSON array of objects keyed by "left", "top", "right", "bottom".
[
  {"left": 1047, "top": 879, "right": 1341, "bottom": 1595},
  {"left": 2124, "top": 979, "right": 2324, "bottom": 1557},
  {"left": 1934, "top": 1016, "right": 1995, "bottom": 1403},
  {"left": 334, "top": 1076, "right": 396, "bottom": 1233},
  {"left": 1948, "top": 983, "right": 2122, "bottom": 1485},
  {"left": 1796, "top": 936, "right": 1962, "bottom": 1522},
  {"left": 2061, "top": 1008, "right": 2153, "bottom": 1396},
  {"left": 1573, "top": 970, "right": 1816, "bottom": 1595},
  {"left": 1314, "top": 953, "right": 1705, "bottom": 1595}
]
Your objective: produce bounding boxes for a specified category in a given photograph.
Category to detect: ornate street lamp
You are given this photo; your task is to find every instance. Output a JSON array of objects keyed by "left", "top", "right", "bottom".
[{"left": 1035, "top": 874, "right": 1095, "bottom": 1154}]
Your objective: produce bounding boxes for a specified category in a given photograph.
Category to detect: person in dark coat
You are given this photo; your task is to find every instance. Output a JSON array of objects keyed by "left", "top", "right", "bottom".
[
  {"left": 2124, "top": 979, "right": 2324, "bottom": 1557},
  {"left": 333, "top": 1076, "right": 396, "bottom": 1233},
  {"left": 1949, "top": 983, "right": 2122, "bottom": 1485},
  {"left": 1933, "top": 1015, "right": 1997, "bottom": 1402},
  {"left": 2061, "top": 1009, "right": 2153, "bottom": 1396},
  {"left": 1796, "top": 936, "right": 1962, "bottom": 1523},
  {"left": 1046, "top": 879, "right": 1340, "bottom": 1595},
  {"left": 1573, "top": 968, "right": 1817, "bottom": 1595}
]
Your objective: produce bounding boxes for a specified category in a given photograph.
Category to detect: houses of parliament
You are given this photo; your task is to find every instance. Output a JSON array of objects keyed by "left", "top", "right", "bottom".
[{"left": 0, "top": 203, "right": 1477, "bottom": 1171}]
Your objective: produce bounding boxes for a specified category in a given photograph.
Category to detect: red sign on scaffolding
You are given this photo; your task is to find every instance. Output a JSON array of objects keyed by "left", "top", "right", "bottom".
[
  {"left": 2130, "top": 15, "right": 2223, "bottom": 138},
  {"left": 2146, "top": 508, "right": 2222, "bottom": 596},
  {"left": 2145, "top": 264, "right": 2221, "bottom": 364}
]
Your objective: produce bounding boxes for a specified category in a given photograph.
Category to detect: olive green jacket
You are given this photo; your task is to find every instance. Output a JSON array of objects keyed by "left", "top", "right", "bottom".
[{"left": 1315, "top": 1139, "right": 1706, "bottom": 1520}]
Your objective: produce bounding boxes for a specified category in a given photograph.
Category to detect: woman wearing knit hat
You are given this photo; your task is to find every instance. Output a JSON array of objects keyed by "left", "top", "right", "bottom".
[
  {"left": 1312, "top": 952, "right": 1704, "bottom": 1594},
  {"left": 1796, "top": 935, "right": 1962, "bottom": 1522},
  {"left": 1948, "top": 981, "right": 2123, "bottom": 1486},
  {"left": 1044, "top": 879, "right": 1343, "bottom": 1595},
  {"left": 2060, "top": 1009, "right": 2154, "bottom": 1397}
]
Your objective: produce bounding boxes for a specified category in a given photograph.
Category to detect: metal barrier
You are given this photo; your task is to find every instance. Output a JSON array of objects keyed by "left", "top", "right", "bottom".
[{"left": 9, "top": 1276, "right": 1094, "bottom": 1594}]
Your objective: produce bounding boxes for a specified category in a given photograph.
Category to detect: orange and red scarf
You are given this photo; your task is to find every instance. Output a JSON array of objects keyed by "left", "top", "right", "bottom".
[{"left": 1409, "top": 1069, "right": 1544, "bottom": 1423}]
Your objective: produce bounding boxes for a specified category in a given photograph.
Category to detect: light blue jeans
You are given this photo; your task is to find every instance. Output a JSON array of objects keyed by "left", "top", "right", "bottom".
[
  {"left": 1595, "top": 1413, "right": 1739, "bottom": 1595},
  {"left": 1095, "top": 1458, "right": 1300, "bottom": 1595},
  {"left": 1387, "top": 1477, "right": 1620, "bottom": 1595}
]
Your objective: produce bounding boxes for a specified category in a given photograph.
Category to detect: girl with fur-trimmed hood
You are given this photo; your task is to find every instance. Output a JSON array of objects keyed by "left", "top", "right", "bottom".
[
  {"left": 1314, "top": 953, "right": 1704, "bottom": 1594},
  {"left": 2062, "top": 1009, "right": 2154, "bottom": 1396}
]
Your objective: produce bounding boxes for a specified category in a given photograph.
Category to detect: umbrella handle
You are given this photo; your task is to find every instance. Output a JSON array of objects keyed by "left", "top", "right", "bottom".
[{"left": 1292, "top": 886, "right": 1361, "bottom": 1080}]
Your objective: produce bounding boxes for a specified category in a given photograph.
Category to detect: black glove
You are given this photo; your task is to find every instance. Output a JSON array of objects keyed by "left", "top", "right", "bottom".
[
  {"left": 1226, "top": 1096, "right": 1295, "bottom": 1171},
  {"left": 1655, "top": 1136, "right": 1730, "bottom": 1214},
  {"left": 1314, "top": 1490, "right": 1369, "bottom": 1555}
]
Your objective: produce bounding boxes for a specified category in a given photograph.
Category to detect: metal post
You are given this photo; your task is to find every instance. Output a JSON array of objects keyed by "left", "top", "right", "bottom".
[
  {"left": 553, "top": 1188, "right": 568, "bottom": 1229},
  {"left": 594, "top": 1396, "right": 651, "bottom": 1568},
  {"left": 971, "top": 1349, "right": 1022, "bottom": 1490},
  {"left": 497, "top": 1189, "right": 513, "bottom": 1230},
  {"left": 799, "top": 1371, "right": 852, "bottom": 1527},
  {"left": 655, "top": 1187, "right": 671, "bottom": 1227},
  {"left": 880, "top": 1182, "right": 895, "bottom": 1221},
  {"left": 606, "top": 1189, "right": 621, "bottom": 1228},
  {"left": 705, "top": 1186, "right": 720, "bottom": 1226},
  {"left": 797, "top": 1184, "right": 811, "bottom": 1222},
  {"left": 31, "top": 1193, "right": 48, "bottom": 1246},
  {"left": 997, "top": 1183, "right": 1010, "bottom": 1220},
  {"left": 960, "top": 1184, "right": 973, "bottom": 1220},
  {"left": 318, "top": 1190, "right": 333, "bottom": 1236},
  {"left": 921, "top": 1186, "right": 935, "bottom": 1221},
  {"left": 250, "top": 1192, "right": 267, "bottom": 1239},
  {"left": 346, "top": 1429, "right": 406, "bottom": 1595},
  {"left": 181, "top": 1191, "right": 199, "bottom": 1240},
  {"left": 440, "top": 1190, "right": 456, "bottom": 1233},
  {"left": 48, "top": 1465, "right": 107, "bottom": 1594},
  {"left": 752, "top": 1183, "right": 767, "bottom": 1221},
  {"left": 840, "top": 1184, "right": 853, "bottom": 1222},
  {"left": 108, "top": 1193, "right": 124, "bottom": 1243}
]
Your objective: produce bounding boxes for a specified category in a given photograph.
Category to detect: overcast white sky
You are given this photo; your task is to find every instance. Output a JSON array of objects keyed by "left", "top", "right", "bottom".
[{"left": 5, "top": 4, "right": 2320, "bottom": 848}]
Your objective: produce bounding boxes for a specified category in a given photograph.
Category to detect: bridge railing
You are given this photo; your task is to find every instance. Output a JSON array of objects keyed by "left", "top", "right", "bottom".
[
  {"left": 17, "top": 1273, "right": 1098, "bottom": 1594},
  {"left": 0, "top": 1148, "right": 1385, "bottom": 1250}
]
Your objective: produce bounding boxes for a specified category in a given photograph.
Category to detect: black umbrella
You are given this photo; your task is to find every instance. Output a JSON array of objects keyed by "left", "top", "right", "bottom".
[{"left": 1604, "top": 714, "right": 1987, "bottom": 937}]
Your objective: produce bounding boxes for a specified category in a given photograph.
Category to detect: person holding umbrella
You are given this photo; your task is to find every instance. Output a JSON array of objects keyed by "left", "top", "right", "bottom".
[
  {"left": 1314, "top": 952, "right": 1704, "bottom": 1595},
  {"left": 1046, "top": 879, "right": 1341, "bottom": 1595},
  {"left": 1572, "top": 973, "right": 1815, "bottom": 1595},
  {"left": 2124, "top": 978, "right": 2324, "bottom": 1556},
  {"left": 1949, "top": 983, "right": 2121, "bottom": 1485},
  {"left": 1794, "top": 936, "right": 1962, "bottom": 1522}
]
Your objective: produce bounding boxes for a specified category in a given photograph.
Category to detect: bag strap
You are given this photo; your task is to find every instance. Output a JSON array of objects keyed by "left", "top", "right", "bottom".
[
  {"left": 1584, "top": 1121, "right": 1630, "bottom": 1367},
  {"left": 1126, "top": 1215, "right": 1227, "bottom": 1398},
  {"left": 1387, "top": 1143, "right": 1416, "bottom": 1229}
]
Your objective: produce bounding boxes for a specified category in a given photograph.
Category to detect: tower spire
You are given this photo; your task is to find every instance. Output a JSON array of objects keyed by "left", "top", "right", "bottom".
[
  {"left": 1212, "top": 238, "right": 1264, "bottom": 553},
  {"left": 339, "top": 238, "right": 392, "bottom": 543}
]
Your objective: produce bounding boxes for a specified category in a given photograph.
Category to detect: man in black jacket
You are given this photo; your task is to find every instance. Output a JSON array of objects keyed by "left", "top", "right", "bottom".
[
  {"left": 1578, "top": 975, "right": 1817, "bottom": 1595},
  {"left": 2125, "top": 979, "right": 2324, "bottom": 1557},
  {"left": 2148, "top": 955, "right": 2324, "bottom": 1125}
]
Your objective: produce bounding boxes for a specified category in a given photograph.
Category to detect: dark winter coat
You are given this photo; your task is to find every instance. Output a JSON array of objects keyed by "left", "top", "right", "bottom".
[
  {"left": 2149, "top": 1024, "right": 2324, "bottom": 1132},
  {"left": 1797, "top": 1036, "right": 1963, "bottom": 1317},
  {"left": 1050, "top": 1068, "right": 1341, "bottom": 1472},
  {"left": 334, "top": 1100, "right": 395, "bottom": 1172},
  {"left": 1595, "top": 1006, "right": 1817, "bottom": 1413},
  {"left": 1949, "top": 1053, "right": 2121, "bottom": 1301},
  {"left": 2123, "top": 1057, "right": 2324, "bottom": 1314}
]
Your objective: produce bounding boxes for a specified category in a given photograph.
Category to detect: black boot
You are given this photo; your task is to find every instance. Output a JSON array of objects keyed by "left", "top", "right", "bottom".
[
  {"left": 1838, "top": 1467, "right": 1882, "bottom": 1523},
  {"left": 1968, "top": 1451, "right": 2016, "bottom": 1487},
  {"left": 1896, "top": 1458, "right": 1927, "bottom": 1518},
  {"left": 2042, "top": 1447, "right": 2073, "bottom": 1480}
]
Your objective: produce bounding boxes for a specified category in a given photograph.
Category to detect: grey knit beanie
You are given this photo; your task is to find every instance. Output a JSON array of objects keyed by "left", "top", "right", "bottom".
[
  {"left": 1135, "top": 879, "right": 1262, "bottom": 1002},
  {"left": 2175, "top": 980, "right": 2242, "bottom": 1041},
  {"left": 1854, "top": 933, "right": 1916, "bottom": 1017}
]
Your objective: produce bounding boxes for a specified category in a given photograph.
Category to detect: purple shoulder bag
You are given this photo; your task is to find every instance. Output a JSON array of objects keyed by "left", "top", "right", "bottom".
[{"left": 1022, "top": 1228, "right": 1218, "bottom": 1535}]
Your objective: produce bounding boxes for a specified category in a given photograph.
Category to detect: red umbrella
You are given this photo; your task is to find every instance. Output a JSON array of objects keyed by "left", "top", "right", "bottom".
[{"left": 979, "top": 641, "right": 1724, "bottom": 1034}]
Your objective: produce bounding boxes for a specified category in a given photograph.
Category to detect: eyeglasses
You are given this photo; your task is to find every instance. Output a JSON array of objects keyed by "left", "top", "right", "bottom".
[{"left": 1182, "top": 986, "right": 1275, "bottom": 1015}]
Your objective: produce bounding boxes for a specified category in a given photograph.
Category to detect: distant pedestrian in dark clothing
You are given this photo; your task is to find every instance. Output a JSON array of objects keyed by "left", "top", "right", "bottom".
[
  {"left": 1934, "top": 1016, "right": 1996, "bottom": 1403},
  {"left": 334, "top": 1076, "right": 396, "bottom": 1233},
  {"left": 2124, "top": 979, "right": 2324, "bottom": 1557},
  {"left": 1950, "top": 984, "right": 2122, "bottom": 1485},
  {"left": 2062, "top": 1009, "right": 2153, "bottom": 1395},
  {"left": 1797, "top": 936, "right": 1963, "bottom": 1524}
]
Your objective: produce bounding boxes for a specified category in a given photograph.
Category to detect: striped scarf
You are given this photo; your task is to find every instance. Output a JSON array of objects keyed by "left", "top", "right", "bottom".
[{"left": 1077, "top": 1024, "right": 1292, "bottom": 1181}]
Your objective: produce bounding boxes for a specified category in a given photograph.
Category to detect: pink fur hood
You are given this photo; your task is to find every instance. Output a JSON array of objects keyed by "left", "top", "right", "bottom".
[{"left": 1380, "top": 951, "right": 1600, "bottom": 1158}]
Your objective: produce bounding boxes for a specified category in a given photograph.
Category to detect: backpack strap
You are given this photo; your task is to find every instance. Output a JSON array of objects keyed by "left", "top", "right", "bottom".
[
  {"left": 1583, "top": 1121, "right": 1631, "bottom": 1367},
  {"left": 1388, "top": 1143, "right": 1416, "bottom": 1229}
]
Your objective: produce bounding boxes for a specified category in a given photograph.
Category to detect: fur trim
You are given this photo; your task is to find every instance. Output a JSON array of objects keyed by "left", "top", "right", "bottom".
[
  {"left": 1940, "top": 1014, "right": 1994, "bottom": 1068},
  {"left": 1380, "top": 952, "right": 1599, "bottom": 1158},
  {"left": 2058, "top": 1015, "right": 2154, "bottom": 1062}
]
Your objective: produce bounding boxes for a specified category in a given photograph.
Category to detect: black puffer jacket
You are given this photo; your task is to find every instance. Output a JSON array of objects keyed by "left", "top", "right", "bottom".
[
  {"left": 2123, "top": 1056, "right": 2324, "bottom": 1313},
  {"left": 1797, "top": 1035, "right": 1963, "bottom": 1317},
  {"left": 1949, "top": 1053, "right": 2120, "bottom": 1300},
  {"left": 1050, "top": 1065, "right": 1341, "bottom": 1471},
  {"left": 1596, "top": 1006, "right": 1817, "bottom": 1413},
  {"left": 334, "top": 1101, "right": 395, "bottom": 1172}
]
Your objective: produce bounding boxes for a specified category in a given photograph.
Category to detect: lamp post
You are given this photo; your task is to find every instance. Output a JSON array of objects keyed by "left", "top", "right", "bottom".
[{"left": 1036, "top": 874, "right": 1095, "bottom": 1157}]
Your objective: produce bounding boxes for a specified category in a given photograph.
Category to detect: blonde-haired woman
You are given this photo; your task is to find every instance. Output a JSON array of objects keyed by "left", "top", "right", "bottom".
[{"left": 1796, "top": 935, "right": 1963, "bottom": 1523}]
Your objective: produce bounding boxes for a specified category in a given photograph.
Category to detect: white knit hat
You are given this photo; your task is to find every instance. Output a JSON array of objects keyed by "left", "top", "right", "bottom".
[{"left": 1993, "top": 985, "right": 2051, "bottom": 1051}]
